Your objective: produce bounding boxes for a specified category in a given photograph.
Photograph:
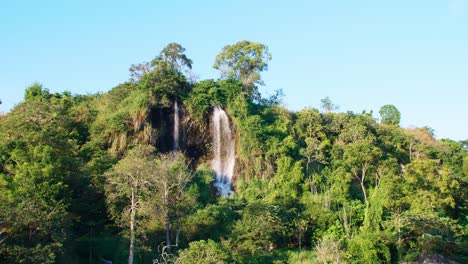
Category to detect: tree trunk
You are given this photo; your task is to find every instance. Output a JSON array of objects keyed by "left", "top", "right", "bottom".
[
  {"left": 360, "top": 179, "right": 368, "bottom": 208},
  {"left": 298, "top": 224, "right": 302, "bottom": 250},
  {"left": 375, "top": 167, "right": 382, "bottom": 187},
  {"left": 164, "top": 187, "right": 171, "bottom": 247},
  {"left": 397, "top": 208, "right": 402, "bottom": 261},
  {"left": 175, "top": 199, "right": 180, "bottom": 247},
  {"left": 310, "top": 174, "right": 317, "bottom": 195},
  {"left": 175, "top": 228, "right": 180, "bottom": 247},
  {"left": 88, "top": 227, "right": 93, "bottom": 264},
  {"left": 306, "top": 159, "right": 317, "bottom": 195},
  {"left": 355, "top": 166, "right": 369, "bottom": 209},
  {"left": 409, "top": 142, "right": 413, "bottom": 162},
  {"left": 129, "top": 188, "right": 135, "bottom": 264}
]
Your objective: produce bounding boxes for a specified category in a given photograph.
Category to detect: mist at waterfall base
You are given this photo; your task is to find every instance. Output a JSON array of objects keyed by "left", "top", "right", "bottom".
[{"left": 211, "top": 105, "right": 235, "bottom": 196}]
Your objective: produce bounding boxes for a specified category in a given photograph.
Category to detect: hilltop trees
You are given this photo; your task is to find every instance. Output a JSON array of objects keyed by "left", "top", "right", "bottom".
[
  {"left": 379, "top": 104, "right": 401, "bottom": 125},
  {"left": 213, "top": 40, "right": 271, "bottom": 96},
  {"left": 96, "top": 43, "right": 193, "bottom": 154},
  {"left": 129, "top": 42, "right": 192, "bottom": 83},
  {"left": 320, "top": 97, "right": 339, "bottom": 113},
  {"left": 140, "top": 43, "right": 192, "bottom": 104},
  {"left": 154, "top": 43, "right": 193, "bottom": 73}
]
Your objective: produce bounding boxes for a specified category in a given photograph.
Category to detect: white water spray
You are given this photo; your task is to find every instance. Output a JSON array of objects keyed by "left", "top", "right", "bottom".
[
  {"left": 211, "top": 105, "right": 235, "bottom": 196},
  {"left": 174, "top": 100, "right": 180, "bottom": 151}
]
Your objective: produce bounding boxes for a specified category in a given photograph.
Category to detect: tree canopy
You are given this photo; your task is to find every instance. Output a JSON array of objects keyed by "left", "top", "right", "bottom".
[
  {"left": 0, "top": 41, "right": 466, "bottom": 264},
  {"left": 379, "top": 104, "right": 401, "bottom": 125},
  {"left": 213, "top": 40, "right": 271, "bottom": 92}
]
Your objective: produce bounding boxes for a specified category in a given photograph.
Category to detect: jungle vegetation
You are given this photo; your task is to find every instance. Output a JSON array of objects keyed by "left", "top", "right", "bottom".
[{"left": 0, "top": 41, "right": 466, "bottom": 264}]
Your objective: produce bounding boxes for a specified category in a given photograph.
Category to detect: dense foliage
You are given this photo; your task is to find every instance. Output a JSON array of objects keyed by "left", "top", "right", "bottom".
[{"left": 0, "top": 42, "right": 466, "bottom": 264}]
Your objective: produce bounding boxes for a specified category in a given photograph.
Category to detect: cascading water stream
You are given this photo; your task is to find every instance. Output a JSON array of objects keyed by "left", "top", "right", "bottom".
[
  {"left": 211, "top": 105, "right": 235, "bottom": 196},
  {"left": 173, "top": 100, "right": 180, "bottom": 151}
]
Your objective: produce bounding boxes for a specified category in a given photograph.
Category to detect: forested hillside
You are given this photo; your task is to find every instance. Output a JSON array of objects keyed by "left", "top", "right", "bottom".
[{"left": 0, "top": 41, "right": 466, "bottom": 264}]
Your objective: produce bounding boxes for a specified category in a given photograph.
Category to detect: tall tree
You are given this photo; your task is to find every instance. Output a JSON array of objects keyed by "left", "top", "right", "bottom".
[
  {"left": 129, "top": 61, "right": 152, "bottom": 82},
  {"left": 320, "top": 97, "right": 339, "bottom": 113},
  {"left": 379, "top": 104, "right": 401, "bottom": 125},
  {"left": 154, "top": 42, "right": 193, "bottom": 73},
  {"left": 343, "top": 137, "right": 382, "bottom": 208},
  {"left": 139, "top": 58, "right": 190, "bottom": 106},
  {"left": 0, "top": 88, "right": 79, "bottom": 263},
  {"left": 294, "top": 108, "right": 329, "bottom": 193},
  {"left": 335, "top": 116, "right": 382, "bottom": 208},
  {"left": 104, "top": 145, "right": 158, "bottom": 264},
  {"left": 151, "top": 153, "right": 193, "bottom": 248},
  {"left": 129, "top": 43, "right": 192, "bottom": 82},
  {"left": 213, "top": 40, "right": 271, "bottom": 92}
]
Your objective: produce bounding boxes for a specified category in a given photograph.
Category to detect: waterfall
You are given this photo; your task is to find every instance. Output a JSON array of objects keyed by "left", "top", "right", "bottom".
[
  {"left": 173, "top": 100, "right": 180, "bottom": 151},
  {"left": 211, "top": 105, "right": 235, "bottom": 196}
]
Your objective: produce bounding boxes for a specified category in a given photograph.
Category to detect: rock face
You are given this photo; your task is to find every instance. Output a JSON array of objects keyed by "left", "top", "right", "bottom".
[
  {"left": 173, "top": 100, "right": 180, "bottom": 151},
  {"left": 150, "top": 106, "right": 173, "bottom": 153},
  {"left": 148, "top": 102, "right": 235, "bottom": 195},
  {"left": 211, "top": 105, "right": 235, "bottom": 196}
]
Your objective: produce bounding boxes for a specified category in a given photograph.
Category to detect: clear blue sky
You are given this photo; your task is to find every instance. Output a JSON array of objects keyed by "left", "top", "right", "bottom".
[{"left": 1, "top": 0, "right": 467, "bottom": 140}]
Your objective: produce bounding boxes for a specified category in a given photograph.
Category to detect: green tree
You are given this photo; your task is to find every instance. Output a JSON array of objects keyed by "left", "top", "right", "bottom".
[
  {"left": 266, "top": 157, "right": 303, "bottom": 203},
  {"left": 139, "top": 61, "right": 189, "bottom": 106},
  {"left": 24, "top": 82, "right": 48, "bottom": 100},
  {"left": 213, "top": 40, "right": 271, "bottom": 91},
  {"left": 343, "top": 138, "right": 382, "bottom": 208},
  {"left": 334, "top": 116, "right": 382, "bottom": 208},
  {"left": 0, "top": 198, "right": 70, "bottom": 264},
  {"left": 379, "top": 104, "right": 401, "bottom": 125},
  {"left": 0, "top": 94, "right": 79, "bottom": 263},
  {"left": 129, "top": 43, "right": 192, "bottom": 83},
  {"left": 347, "top": 233, "right": 390, "bottom": 263},
  {"left": 154, "top": 42, "right": 193, "bottom": 73},
  {"left": 231, "top": 203, "right": 288, "bottom": 256},
  {"left": 183, "top": 79, "right": 243, "bottom": 122},
  {"left": 104, "top": 145, "right": 158, "bottom": 264},
  {"left": 294, "top": 108, "right": 330, "bottom": 193},
  {"left": 129, "top": 61, "right": 152, "bottom": 82},
  {"left": 176, "top": 239, "right": 231, "bottom": 264},
  {"left": 148, "top": 153, "right": 193, "bottom": 248},
  {"left": 320, "top": 97, "right": 339, "bottom": 114},
  {"left": 184, "top": 204, "right": 236, "bottom": 242}
]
